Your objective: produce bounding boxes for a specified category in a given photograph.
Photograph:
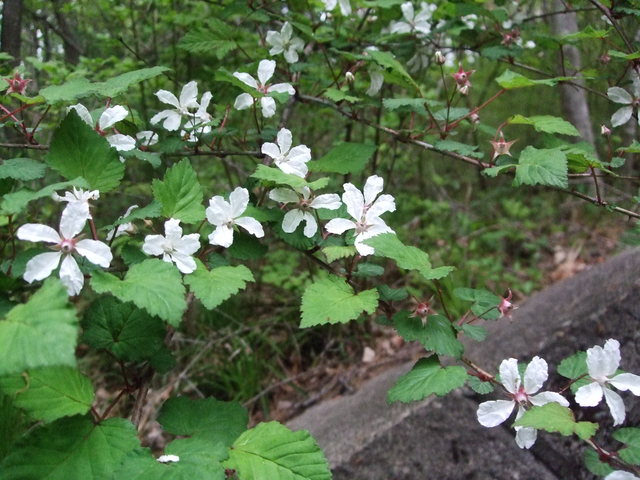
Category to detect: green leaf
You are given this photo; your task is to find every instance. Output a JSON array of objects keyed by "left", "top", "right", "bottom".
[
  {"left": 321, "top": 245, "right": 356, "bottom": 262},
  {"left": 82, "top": 296, "right": 167, "bottom": 362},
  {"left": 323, "top": 88, "right": 360, "bottom": 104},
  {"left": 157, "top": 396, "right": 248, "bottom": 448},
  {"left": 460, "top": 324, "right": 487, "bottom": 341},
  {"left": 0, "top": 393, "right": 27, "bottom": 459},
  {"left": 387, "top": 356, "right": 468, "bottom": 403},
  {"left": 509, "top": 115, "right": 580, "bottom": 136},
  {"left": 0, "top": 279, "right": 77, "bottom": 376},
  {"left": 583, "top": 449, "right": 615, "bottom": 476},
  {"left": 514, "top": 403, "right": 598, "bottom": 440},
  {"left": 514, "top": 146, "right": 568, "bottom": 189},
  {"left": 46, "top": 110, "right": 124, "bottom": 192},
  {"left": 39, "top": 77, "right": 99, "bottom": 104},
  {"left": 382, "top": 98, "right": 433, "bottom": 116},
  {"left": 0, "top": 178, "right": 88, "bottom": 215},
  {"left": 393, "top": 312, "right": 464, "bottom": 358},
  {"left": 0, "top": 366, "right": 94, "bottom": 423},
  {"left": 95, "top": 67, "right": 170, "bottom": 97},
  {"left": 608, "top": 49, "right": 640, "bottom": 60},
  {"left": 377, "top": 285, "right": 408, "bottom": 302},
  {"left": 152, "top": 159, "right": 205, "bottom": 224},
  {"left": 91, "top": 259, "right": 187, "bottom": 326},
  {"left": 557, "top": 351, "right": 588, "bottom": 379},
  {"left": 0, "top": 158, "right": 47, "bottom": 181},
  {"left": 467, "top": 375, "right": 494, "bottom": 394},
  {"left": 184, "top": 260, "right": 254, "bottom": 310},
  {"left": 495, "top": 69, "right": 571, "bottom": 89},
  {"left": 179, "top": 30, "right": 236, "bottom": 59},
  {"left": 434, "top": 140, "right": 484, "bottom": 159},
  {"left": 368, "top": 50, "right": 422, "bottom": 94},
  {"left": 228, "top": 232, "right": 268, "bottom": 260},
  {"left": 224, "top": 421, "right": 331, "bottom": 480},
  {"left": 453, "top": 287, "right": 501, "bottom": 319},
  {"left": 0, "top": 416, "right": 140, "bottom": 479},
  {"left": 364, "top": 233, "right": 454, "bottom": 280},
  {"left": 614, "top": 427, "right": 640, "bottom": 465},
  {"left": 310, "top": 142, "right": 376, "bottom": 175},
  {"left": 251, "top": 165, "right": 324, "bottom": 190},
  {"left": 300, "top": 274, "right": 378, "bottom": 327}
]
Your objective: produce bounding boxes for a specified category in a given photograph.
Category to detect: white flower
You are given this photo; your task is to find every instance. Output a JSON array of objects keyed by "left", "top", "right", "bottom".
[
  {"left": 476, "top": 357, "right": 569, "bottom": 449},
  {"left": 106, "top": 205, "right": 139, "bottom": 241},
  {"left": 322, "top": 0, "right": 352, "bottom": 15},
  {"left": 68, "top": 104, "right": 136, "bottom": 152},
  {"left": 261, "top": 128, "right": 311, "bottom": 177},
  {"left": 269, "top": 186, "right": 341, "bottom": 237},
  {"left": 233, "top": 60, "right": 295, "bottom": 118},
  {"left": 206, "top": 187, "right": 264, "bottom": 248},
  {"left": 605, "top": 472, "right": 640, "bottom": 480},
  {"left": 150, "top": 81, "right": 212, "bottom": 131},
  {"left": 366, "top": 63, "right": 384, "bottom": 97},
  {"left": 157, "top": 454, "right": 180, "bottom": 463},
  {"left": 52, "top": 187, "right": 100, "bottom": 227},
  {"left": 180, "top": 91, "right": 214, "bottom": 142},
  {"left": 266, "top": 22, "right": 305, "bottom": 64},
  {"left": 325, "top": 175, "right": 396, "bottom": 256},
  {"left": 607, "top": 75, "right": 640, "bottom": 128},
  {"left": 142, "top": 218, "right": 200, "bottom": 274},
  {"left": 575, "top": 339, "right": 640, "bottom": 426},
  {"left": 17, "top": 214, "right": 112, "bottom": 296},
  {"left": 389, "top": 2, "right": 436, "bottom": 37}
]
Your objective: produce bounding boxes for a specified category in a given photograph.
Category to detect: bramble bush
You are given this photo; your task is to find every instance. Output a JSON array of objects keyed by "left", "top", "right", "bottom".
[{"left": 1, "top": 0, "right": 640, "bottom": 478}]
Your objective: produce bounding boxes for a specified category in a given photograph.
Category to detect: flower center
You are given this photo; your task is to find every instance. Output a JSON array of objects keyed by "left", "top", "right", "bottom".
[
  {"left": 513, "top": 386, "right": 529, "bottom": 405},
  {"left": 258, "top": 84, "right": 270, "bottom": 94},
  {"left": 59, "top": 238, "right": 76, "bottom": 254}
]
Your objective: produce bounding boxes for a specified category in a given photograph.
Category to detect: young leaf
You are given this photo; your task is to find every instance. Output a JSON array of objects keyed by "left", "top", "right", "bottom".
[
  {"left": 46, "top": 110, "right": 124, "bottom": 192},
  {"left": 184, "top": 260, "right": 254, "bottom": 310},
  {"left": 514, "top": 403, "right": 598, "bottom": 440},
  {"left": 91, "top": 259, "right": 187, "bottom": 326},
  {"left": 613, "top": 427, "right": 640, "bottom": 465},
  {"left": 321, "top": 245, "right": 356, "bottom": 263},
  {"left": 393, "top": 312, "right": 464, "bottom": 358},
  {"left": 224, "top": 421, "right": 331, "bottom": 480},
  {"left": 0, "top": 366, "right": 94, "bottom": 423},
  {"left": 514, "top": 146, "right": 568, "bottom": 189},
  {"left": 468, "top": 375, "right": 494, "bottom": 394},
  {"left": 0, "top": 158, "right": 47, "bottom": 181},
  {"left": 310, "top": 142, "right": 377, "bottom": 175},
  {"left": 557, "top": 351, "right": 588, "bottom": 379},
  {"left": 387, "top": 356, "right": 468, "bottom": 403},
  {"left": 0, "top": 279, "right": 77, "bottom": 376},
  {"left": 0, "top": 416, "right": 140, "bottom": 479},
  {"left": 152, "top": 159, "right": 205, "bottom": 224},
  {"left": 509, "top": 115, "right": 580, "bottom": 136},
  {"left": 157, "top": 396, "right": 248, "bottom": 448},
  {"left": 300, "top": 274, "right": 379, "bottom": 327}
]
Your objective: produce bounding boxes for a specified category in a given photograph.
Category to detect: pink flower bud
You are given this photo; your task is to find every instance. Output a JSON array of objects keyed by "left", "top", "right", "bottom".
[
  {"left": 5, "top": 72, "right": 31, "bottom": 95},
  {"left": 600, "top": 124, "right": 611, "bottom": 136}
]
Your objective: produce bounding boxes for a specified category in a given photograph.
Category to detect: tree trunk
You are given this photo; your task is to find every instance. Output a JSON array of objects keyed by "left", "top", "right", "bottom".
[
  {"left": 52, "top": 0, "right": 81, "bottom": 65},
  {"left": 1, "top": 0, "right": 23, "bottom": 67}
]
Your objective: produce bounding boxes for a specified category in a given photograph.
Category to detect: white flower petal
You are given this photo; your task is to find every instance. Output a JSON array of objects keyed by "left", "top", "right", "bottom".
[
  {"left": 523, "top": 356, "right": 548, "bottom": 394},
  {"left": 611, "top": 106, "right": 634, "bottom": 128},
  {"left": 59, "top": 255, "right": 84, "bottom": 296},
  {"left": 269, "top": 188, "right": 298, "bottom": 204},
  {"left": 261, "top": 141, "right": 282, "bottom": 159},
  {"left": 499, "top": 358, "right": 521, "bottom": 394},
  {"left": 155, "top": 90, "right": 180, "bottom": 108},
  {"left": 610, "top": 373, "right": 640, "bottom": 395},
  {"left": 233, "top": 73, "right": 259, "bottom": 89},
  {"left": 366, "top": 66, "right": 384, "bottom": 97},
  {"left": 107, "top": 134, "right": 136, "bottom": 151},
  {"left": 24, "top": 252, "right": 62, "bottom": 283},
  {"left": 209, "top": 225, "right": 234, "bottom": 248},
  {"left": 234, "top": 93, "right": 255, "bottom": 111},
  {"left": 99, "top": 105, "right": 128, "bottom": 129},
  {"left": 363, "top": 175, "right": 384, "bottom": 205},
  {"left": 338, "top": 0, "right": 351, "bottom": 15},
  {"left": 276, "top": 128, "right": 293, "bottom": 154},
  {"left": 229, "top": 187, "right": 249, "bottom": 218},
  {"left": 268, "top": 83, "right": 295, "bottom": 95},
  {"left": 605, "top": 472, "right": 640, "bottom": 480},
  {"left": 284, "top": 48, "right": 299, "bottom": 64},
  {"left": 476, "top": 399, "right": 515, "bottom": 427},
  {"left": 342, "top": 185, "right": 365, "bottom": 221},
  {"left": 325, "top": 218, "right": 356, "bottom": 235},
  {"left": 257, "top": 59, "right": 276, "bottom": 85},
  {"left": 59, "top": 206, "right": 87, "bottom": 239},
  {"left": 282, "top": 209, "right": 304, "bottom": 233},
  {"left": 400, "top": 2, "right": 414, "bottom": 21},
  {"left": 164, "top": 218, "right": 183, "bottom": 240},
  {"left": 368, "top": 194, "right": 396, "bottom": 217},
  {"left": 604, "top": 387, "right": 626, "bottom": 426},
  {"left": 575, "top": 381, "right": 604, "bottom": 407},
  {"left": 311, "top": 193, "right": 341, "bottom": 210},
  {"left": 277, "top": 159, "right": 308, "bottom": 178},
  {"left": 587, "top": 340, "right": 620, "bottom": 379},
  {"left": 170, "top": 251, "right": 197, "bottom": 274},
  {"left": 157, "top": 454, "right": 180, "bottom": 464},
  {"left": 529, "top": 391, "right": 569, "bottom": 407},
  {"left": 260, "top": 96, "right": 277, "bottom": 118},
  {"left": 287, "top": 145, "right": 311, "bottom": 164},
  {"left": 142, "top": 234, "right": 166, "bottom": 256},
  {"left": 206, "top": 196, "right": 232, "bottom": 226},
  {"left": 75, "top": 239, "right": 112, "bottom": 268},
  {"left": 607, "top": 87, "right": 633, "bottom": 105},
  {"left": 17, "top": 224, "right": 60, "bottom": 244},
  {"left": 302, "top": 212, "right": 318, "bottom": 237},
  {"left": 515, "top": 426, "right": 537, "bottom": 449},
  {"left": 179, "top": 81, "right": 199, "bottom": 109},
  {"left": 68, "top": 104, "right": 93, "bottom": 125},
  {"left": 177, "top": 234, "right": 201, "bottom": 256},
  {"left": 354, "top": 234, "right": 375, "bottom": 256},
  {"left": 235, "top": 216, "right": 264, "bottom": 238}
]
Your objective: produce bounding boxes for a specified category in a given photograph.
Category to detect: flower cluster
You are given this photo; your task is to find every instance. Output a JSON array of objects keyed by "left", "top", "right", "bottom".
[
  {"left": 69, "top": 104, "right": 137, "bottom": 154},
  {"left": 233, "top": 60, "right": 295, "bottom": 118},
  {"left": 151, "top": 81, "right": 212, "bottom": 141}
]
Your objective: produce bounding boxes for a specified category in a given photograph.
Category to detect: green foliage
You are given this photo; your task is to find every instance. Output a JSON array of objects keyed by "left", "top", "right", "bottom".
[
  {"left": 514, "top": 147, "right": 568, "bottom": 189},
  {"left": 310, "top": 142, "right": 377, "bottom": 174},
  {"left": 0, "top": 279, "right": 77, "bottom": 376},
  {"left": 495, "top": 70, "right": 569, "bottom": 89},
  {"left": 179, "top": 30, "right": 237, "bottom": 60},
  {"left": 467, "top": 375, "right": 494, "bottom": 394},
  {"left": 184, "top": 260, "right": 254, "bottom": 309},
  {"left": 300, "top": 274, "right": 379, "bottom": 327},
  {"left": 251, "top": 165, "right": 329, "bottom": 191},
  {"left": 321, "top": 245, "right": 357, "bottom": 262},
  {"left": 514, "top": 403, "right": 598, "bottom": 440},
  {"left": 1, "top": 178, "right": 88, "bottom": 215},
  {"left": 91, "top": 259, "right": 187, "bottom": 326},
  {"left": 509, "top": 115, "right": 580, "bottom": 136},
  {"left": 152, "top": 159, "right": 205, "bottom": 224},
  {"left": 46, "top": 111, "right": 124, "bottom": 192},
  {"left": 0, "top": 159, "right": 47, "bottom": 181},
  {"left": 583, "top": 449, "right": 614, "bottom": 476},
  {"left": 387, "top": 356, "right": 468, "bottom": 403},
  {"left": 224, "top": 422, "right": 331, "bottom": 480},
  {"left": 434, "top": 140, "right": 484, "bottom": 159},
  {"left": 614, "top": 427, "right": 640, "bottom": 465},
  {"left": 393, "top": 312, "right": 464, "bottom": 358},
  {"left": 453, "top": 288, "right": 501, "bottom": 319}
]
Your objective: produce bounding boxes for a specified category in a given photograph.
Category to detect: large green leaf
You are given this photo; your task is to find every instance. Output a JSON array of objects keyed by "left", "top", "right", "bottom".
[
  {"left": 157, "top": 396, "right": 248, "bottom": 448},
  {"left": 0, "top": 158, "right": 47, "bottom": 181},
  {"left": 82, "top": 296, "right": 167, "bottom": 362},
  {"left": 387, "top": 356, "right": 468, "bottom": 403},
  {"left": 46, "top": 111, "right": 124, "bottom": 192},
  {"left": 1, "top": 178, "right": 88, "bottom": 215},
  {"left": 0, "top": 416, "right": 140, "bottom": 479},
  {"left": 95, "top": 67, "right": 170, "bottom": 98},
  {"left": 310, "top": 142, "right": 376, "bottom": 175},
  {"left": 393, "top": 312, "right": 464, "bottom": 358},
  {"left": 514, "top": 146, "right": 568, "bottom": 189},
  {"left": 184, "top": 260, "right": 254, "bottom": 310},
  {"left": 300, "top": 274, "right": 378, "bottom": 327},
  {"left": 91, "top": 259, "right": 187, "bottom": 326},
  {"left": 39, "top": 77, "right": 99, "bottom": 104},
  {"left": 614, "top": 428, "right": 640, "bottom": 465},
  {"left": 514, "top": 403, "right": 597, "bottom": 440},
  {"left": 224, "top": 422, "right": 331, "bottom": 480},
  {"left": 364, "top": 234, "right": 454, "bottom": 280},
  {"left": 0, "top": 366, "right": 94, "bottom": 423},
  {"left": 0, "top": 279, "right": 77, "bottom": 376},
  {"left": 509, "top": 115, "right": 580, "bottom": 136},
  {"left": 152, "top": 159, "right": 205, "bottom": 224}
]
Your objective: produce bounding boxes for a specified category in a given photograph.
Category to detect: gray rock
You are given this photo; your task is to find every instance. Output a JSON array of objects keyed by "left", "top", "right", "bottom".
[{"left": 288, "top": 248, "right": 640, "bottom": 479}]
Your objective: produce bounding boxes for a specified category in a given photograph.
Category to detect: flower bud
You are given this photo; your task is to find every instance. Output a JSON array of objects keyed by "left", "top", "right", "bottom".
[
  {"left": 458, "top": 84, "right": 470, "bottom": 95},
  {"left": 345, "top": 71, "right": 355, "bottom": 84},
  {"left": 435, "top": 50, "right": 446, "bottom": 65},
  {"left": 601, "top": 124, "right": 611, "bottom": 136}
]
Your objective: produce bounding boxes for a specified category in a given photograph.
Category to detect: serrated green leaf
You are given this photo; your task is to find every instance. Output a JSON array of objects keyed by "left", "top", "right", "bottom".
[
  {"left": 157, "top": 396, "right": 248, "bottom": 448},
  {"left": 91, "top": 259, "right": 187, "bottom": 326},
  {"left": 184, "top": 260, "right": 254, "bottom": 310},
  {"left": 364, "top": 233, "right": 454, "bottom": 281},
  {"left": 608, "top": 49, "right": 640, "bottom": 60},
  {"left": 562, "top": 26, "right": 610, "bottom": 41},
  {"left": 453, "top": 287, "right": 501, "bottom": 319},
  {"left": 377, "top": 285, "right": 408, "bottom": 302},
  {"left": 152, "top": 159, "right": 204, "bottom": 224},
  {"left": 460, "top": 323, "right": 487, "bottom": 341},
  {"left": 321, "top": 245, "right": 356, "bottom": 262},
  {"left": 434, "top": 140, "right": 484, "bottom": 159},
  {"left": 514, "top": 146, "right": 568, "bottom": 188},
  {"left": 509, "top": 115, "right": 580, "bottom": 136},
  {"left": 39, "top": 77, "right": 99, "bottom": 104},
  {"left": 0, "top": 366, "right": 94, "bottom": 423},
  {"left": 228, "top": 232, "right": 268, "bottom": 260},
  {"left": 514, "top": 403, "right": 597, "bottom": 440},
  {"left": 468, "top": 375, "right": 494, "bottom": 394},
  {"left": 557, "top": 351, "right": 588, "bottom": 379},
  {"left": 393, "top": 312, "right": 463, "bottom": 358},
  {"left": 300, "top": 274, "right": 378, "bottom": 327},
  {"left": 0, "top": 279, "right": 77, "bottom": 376},
  {"left": 495, "top": 69, "right": 570, "bottom": 89},
  {"left": 106, "top": 201, "right": 163, "bottom": 230},
  {"left": 224, "top": 421, "right": 331, "bottom": 480},
  {"left": 482, "top": 164, "right": 516, "bottom": 178},
  {"left": 323, "top": 88, "right": 360, "bottom": 103},
  {"left": 387, "top": 356, "right": 468, "bottom": 403},
  {"left": 119, "top": 149, "right": 162, "bottom": 167},
  {"left": 382, "top": 97, "right": 437, "bottom": 115},
  {"left": 368, "top": 50, "right": 421, "bottom": 94},
  {"left": 583, "top": 448, "right": 615, "bottom": 476},
  {"left": 46, "top": 111, "right": 124, "bottom": 192},
  {"left": 614, "top": 427, "right": 640, "bottom": 465},
  {"left": 251, "top": 164, "right": 310, "bottom": 190},
  {"left": 0, "top": 416, "right": 140, "bottom": 479},
  {"left": 82, "top": 296, "right": 167, "bottom": 362},
  {"left": 95, "top": 67, "right": 170, "bottom": 97},
  {"left": 353, "top": 263, "right": 385, "bottom": 277},
  {"left": 433, "top": 107, "right": 469, "bottom": 122},
  {"left": 0, "top": 178, "right": 88, "bottom": 215},
  {"left": 310, "top": 142, "right": 376, "bottom": 175},
  {"left": 179, "top": 30, "right": 236, "bottom": 59},
  {"left": 0, "top": 158, "right": 47, "bottom": 181}
]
